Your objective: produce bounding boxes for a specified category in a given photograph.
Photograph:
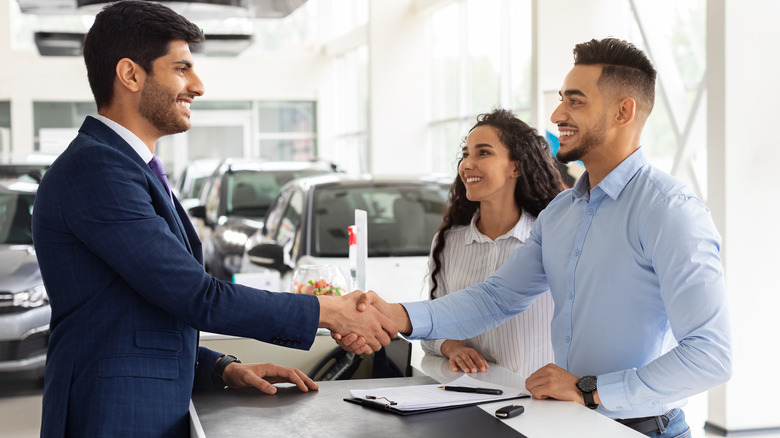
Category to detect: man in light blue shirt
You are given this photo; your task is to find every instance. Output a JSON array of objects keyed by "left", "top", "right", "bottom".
[{"left": 340, "top": 38, "right": 731, "bottom": 437}]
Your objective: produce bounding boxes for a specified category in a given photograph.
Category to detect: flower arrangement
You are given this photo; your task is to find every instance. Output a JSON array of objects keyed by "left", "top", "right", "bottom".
[{"left": 293, "top": 279, "right": 343, "bottom": 296}]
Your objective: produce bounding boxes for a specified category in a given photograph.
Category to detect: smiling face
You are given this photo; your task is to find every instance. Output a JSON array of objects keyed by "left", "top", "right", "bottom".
[
  {"left": 458, "top": 125, "right": 520, "bottom": 205},
  {"left": 550, "top": 64, "right": 609, "bottom": 164},
  {"left": 138, "top": 40, "right": 203, "bottom": 136}
]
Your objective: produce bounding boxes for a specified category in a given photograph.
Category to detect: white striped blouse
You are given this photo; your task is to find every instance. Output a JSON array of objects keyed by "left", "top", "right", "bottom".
[{"left": 420, "top": 211, "right": 554, "bottom": 380}]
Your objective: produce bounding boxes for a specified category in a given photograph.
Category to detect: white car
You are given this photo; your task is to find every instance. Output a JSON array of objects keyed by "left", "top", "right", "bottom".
[{"left": 238, "top": 174, "right": 451, "bottom": 303}]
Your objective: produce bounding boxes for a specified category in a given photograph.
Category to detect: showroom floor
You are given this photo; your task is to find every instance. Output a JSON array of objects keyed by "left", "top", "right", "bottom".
[{"left": 0, "top": 374, "right": 43, "bottom": 438}]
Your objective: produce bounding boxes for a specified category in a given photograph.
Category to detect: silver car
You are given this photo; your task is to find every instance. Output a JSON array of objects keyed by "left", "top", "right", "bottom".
[
  {"left": 0, "top": 179, "right": 49, "bottom": 377},
  {"left": 239, "top": 174, "right": 451, "bottom": 303}
]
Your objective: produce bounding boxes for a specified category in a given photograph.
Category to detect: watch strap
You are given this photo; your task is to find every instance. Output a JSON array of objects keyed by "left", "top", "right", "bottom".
[
  {"left": 582, "top": 389, "right": 597, "bottom": 409},
  {"left": 211, "top": 354, "right": 241, "bottom": 386}
]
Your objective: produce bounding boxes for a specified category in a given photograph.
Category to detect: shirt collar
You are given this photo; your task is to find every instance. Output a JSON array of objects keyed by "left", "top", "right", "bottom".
[
  {"left": 570, "top": 147, "right": 648, "bottom": 201},
  {"left": 463, "top": 209, "right": 533, "bottom": 245},
  {"left": 93, "top": 114, "right": 154, "bottom": 164}
]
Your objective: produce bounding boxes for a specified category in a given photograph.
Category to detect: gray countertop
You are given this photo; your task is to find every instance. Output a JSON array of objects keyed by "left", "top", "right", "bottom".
[{"left": 191, "top": 376, "right": 524, "bottom": 438}]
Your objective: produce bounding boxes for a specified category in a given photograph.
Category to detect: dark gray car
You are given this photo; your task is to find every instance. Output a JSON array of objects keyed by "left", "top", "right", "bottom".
[
  {"left": 189, "top": 159, "right": 338, "bottom": 281},
  {"left": 0, "top": 179, "right": 49, "bottom": 377}
]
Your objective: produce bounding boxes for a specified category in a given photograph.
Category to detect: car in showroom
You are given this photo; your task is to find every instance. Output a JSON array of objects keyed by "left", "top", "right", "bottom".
[
  {"left": 188, "top": 159, "right": 338, "bottom": 281},
  {"left": 173, "top": 158, "right": 221, "bottom": 212},
  {"left": 0, "top": 159, "right": 52, "bottom": 183},
  {"left": 0, "top": 178, "right": 49, "bottom": 378},
  {"left": 238, "top": 174, "right": 451, "bottom": 303}
]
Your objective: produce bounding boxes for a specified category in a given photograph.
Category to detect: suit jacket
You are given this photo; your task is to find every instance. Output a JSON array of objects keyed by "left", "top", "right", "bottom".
[{"left": 32, "top": 116, "right": 319, "bottom": 437}]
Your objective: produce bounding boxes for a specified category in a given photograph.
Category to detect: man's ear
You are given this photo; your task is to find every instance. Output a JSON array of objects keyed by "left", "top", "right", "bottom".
[
  {"left": 115, "top": 58, "right": 144, "bottom": 93},
  {"left": 614, "top": 97, "right": 636, "bottom": 127}
]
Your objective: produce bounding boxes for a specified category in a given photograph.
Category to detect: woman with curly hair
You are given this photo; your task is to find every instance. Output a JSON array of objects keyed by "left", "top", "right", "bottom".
[{"left": 421, "top": 108, "right": 564, "bottom": 379}]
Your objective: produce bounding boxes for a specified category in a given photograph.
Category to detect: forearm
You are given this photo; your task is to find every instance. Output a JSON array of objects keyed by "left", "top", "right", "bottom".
[{"left": 598, "top": 336, "right": 731, "bottom": 412}]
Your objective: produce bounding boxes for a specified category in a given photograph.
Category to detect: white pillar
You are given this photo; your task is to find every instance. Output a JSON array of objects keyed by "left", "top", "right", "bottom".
[{"left": 704, "top": 0, "right": 780, "bottom": 433}]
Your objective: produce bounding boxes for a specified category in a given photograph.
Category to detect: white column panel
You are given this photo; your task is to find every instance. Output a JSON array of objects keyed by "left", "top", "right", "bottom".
[{"left": 706, "top": 0, "right": 780, "bottom": 433}]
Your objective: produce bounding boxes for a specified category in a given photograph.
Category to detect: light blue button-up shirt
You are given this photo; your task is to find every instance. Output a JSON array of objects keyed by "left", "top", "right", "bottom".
[{"left": 403, "top": 148, "right": 732, "bottom": 419}]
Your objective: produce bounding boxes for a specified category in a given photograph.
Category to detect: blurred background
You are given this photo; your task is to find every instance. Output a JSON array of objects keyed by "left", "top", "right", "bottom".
[{"left": 0, "top": 0, "right": 777, "bottom": 437}]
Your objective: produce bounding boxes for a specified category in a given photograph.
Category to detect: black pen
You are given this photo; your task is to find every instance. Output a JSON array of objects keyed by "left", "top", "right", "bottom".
[{"left": 438, "top": 386, "right": 503, "bottom": 395}]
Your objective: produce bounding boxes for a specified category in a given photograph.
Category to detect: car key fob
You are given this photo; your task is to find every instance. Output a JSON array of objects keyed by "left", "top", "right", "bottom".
[{"left": 495, "top": 404, "right": 524, "bottom": 419}]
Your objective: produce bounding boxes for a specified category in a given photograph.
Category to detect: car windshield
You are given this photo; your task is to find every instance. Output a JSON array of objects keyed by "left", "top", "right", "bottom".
[
  {"left": 188, "top": 175, "right": 210, "bottom": 199},
  {"left": 312, "top": 183, "right": 449, "bottom": 257},
  {"left": 226, "top": 169, "right": 331, "bottom": 218},
  {"left": 0, "top": 192, "right": 35, "bottom": 244}
]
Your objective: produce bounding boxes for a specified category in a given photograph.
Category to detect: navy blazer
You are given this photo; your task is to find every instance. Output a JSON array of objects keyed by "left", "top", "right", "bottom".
[{"left": 33, "top": 116, "right": 319, "bottom": 437}]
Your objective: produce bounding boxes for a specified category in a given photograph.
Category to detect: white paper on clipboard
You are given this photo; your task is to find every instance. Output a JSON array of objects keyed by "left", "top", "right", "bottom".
[{"left": 355, "top": 209, "right": 367, "bottom": 291}]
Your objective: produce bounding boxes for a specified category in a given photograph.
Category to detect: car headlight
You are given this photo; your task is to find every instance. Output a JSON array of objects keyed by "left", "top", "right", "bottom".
[
  {"left": 222, "top": 229, "right": 249, "bottom": 247},
  {"left": 13, "top": 284, "right": 48, "bottom": 308}
]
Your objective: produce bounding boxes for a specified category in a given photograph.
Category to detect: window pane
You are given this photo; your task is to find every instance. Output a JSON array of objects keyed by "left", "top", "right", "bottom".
[
  {"left": 467, "top": 0, "right": 501, "bottom": 114},
  {"left": 510, "top": 0, "right": 533, "bottom": 112},
  {"left": 259, "top": 138, "right": 315, "bottom": 161},
  {"left": 431, "top": 3, "right": 460, "bottom": 120},
  {"left": 0, "top": 101, "right": 10, "bottom": 128},
  {"left": 335, "top": 46, "right": 368, "bottom": 134},
  {"left": 257, "top": 101, "right": 316, "bottom": 133},
  {"left": 245, "top": 1, "right": 317, "bottom": 53},
  {"left": 33, "top": 101, "right": 96, "bottom": 152},
  {"left": 332, "top": 134, "right": 367, "bottom": 175},
  {"left": 192, "top": 101, "right": 251, "bottom": 110},
  {"left": 188, "top": 125, "right": 244, "bottom": 160},
  {"left": 430, "top": 121, "right": 465, "bottom": 174},
  {"left": 332, "top": 0, "right": 367, "bottom": 38},
  {"left": 0, "top": 101, "right": 10, "bottom": 161}
]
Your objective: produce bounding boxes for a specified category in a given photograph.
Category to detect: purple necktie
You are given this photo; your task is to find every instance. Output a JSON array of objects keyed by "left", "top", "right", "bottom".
[{"left": 148, "top": 156, "right": 174, "bottom": 204}]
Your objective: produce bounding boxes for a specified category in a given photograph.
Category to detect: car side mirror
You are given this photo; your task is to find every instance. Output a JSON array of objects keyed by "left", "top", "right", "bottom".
[
  {"left": 247, "top": 243, "right": 291, "bottom": 275},
  {"left": 188, "top": 205, "right": 207, "bottom": 221}
]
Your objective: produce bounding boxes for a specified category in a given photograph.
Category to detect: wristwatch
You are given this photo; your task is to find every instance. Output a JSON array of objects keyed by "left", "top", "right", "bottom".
[
  {"left": 577, "top": 375, "right": 598, "bottom": 409},
  {"left": 211, "top": 354, "right": 241, "bottom": 386}
]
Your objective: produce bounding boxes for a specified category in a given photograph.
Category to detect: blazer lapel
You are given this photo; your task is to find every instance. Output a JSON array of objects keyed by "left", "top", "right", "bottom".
[{"left": 80, "top": 117, "right": 196, "bottom": 257}]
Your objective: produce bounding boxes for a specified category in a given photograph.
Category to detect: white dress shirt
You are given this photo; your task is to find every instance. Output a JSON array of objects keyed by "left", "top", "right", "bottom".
[
  {"left": 93, "top": 114, "right": 153, "bottom": 164},
  {"left": 420, "top": 211, "right": 554, "bottom": 380}
]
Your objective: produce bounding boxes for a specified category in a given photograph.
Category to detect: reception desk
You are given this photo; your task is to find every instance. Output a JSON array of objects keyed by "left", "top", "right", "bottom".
[{"left": 190, "top": 354, "right": 644, "bottom": 437}]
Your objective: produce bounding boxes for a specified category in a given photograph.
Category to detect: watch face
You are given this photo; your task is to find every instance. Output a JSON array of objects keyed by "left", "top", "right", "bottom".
[{"left": 577, "top": 375, "right": 597, "bottom": 392}]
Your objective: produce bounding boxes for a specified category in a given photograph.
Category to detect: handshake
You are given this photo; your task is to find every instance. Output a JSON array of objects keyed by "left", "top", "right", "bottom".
[{"left": 317, "top": 290, "right": 412, "bottom": 355}]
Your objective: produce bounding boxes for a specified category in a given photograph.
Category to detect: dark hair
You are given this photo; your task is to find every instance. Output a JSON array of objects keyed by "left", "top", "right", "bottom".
[
  {"left": 83, "top": 0, "right": 204, "bottom": 109},
  {"left": 573, "top": 38, "right": 657, "bottom": 118},
  {"left": 429, "top": 109, "right": 564, "bottom": 299}
]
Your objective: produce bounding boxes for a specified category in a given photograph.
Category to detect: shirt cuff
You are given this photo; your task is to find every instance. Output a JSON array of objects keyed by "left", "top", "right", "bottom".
[
  {"left": 597, "top": 369, "right": 632, "bottom": 412},
  {"left": 431, "top": 339, "right": 446, "bottom": 355},
  {"left": 401, "top": 301, "right": 433, "bottom": 339}
]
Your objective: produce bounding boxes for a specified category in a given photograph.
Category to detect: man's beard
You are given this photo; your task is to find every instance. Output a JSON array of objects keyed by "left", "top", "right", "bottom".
[
  {"left": 139, "top": 75, "right": 190, "bottom": 136},
  {"left": 556, "top": 119, "right": 605, "bottom": 164}
]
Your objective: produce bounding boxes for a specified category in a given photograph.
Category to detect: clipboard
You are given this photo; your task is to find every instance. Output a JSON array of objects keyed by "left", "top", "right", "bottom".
[
  {"left": 343, "top": 394, "right": 528, "bottom": 416},
  {"left": 343, "top": 375, "right": 529, "bottom": 416}
]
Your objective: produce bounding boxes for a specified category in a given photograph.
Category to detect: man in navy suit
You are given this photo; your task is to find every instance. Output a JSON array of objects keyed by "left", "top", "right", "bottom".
[{"left": 32, "top": 1, "right": 395, "bottom": 436}]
